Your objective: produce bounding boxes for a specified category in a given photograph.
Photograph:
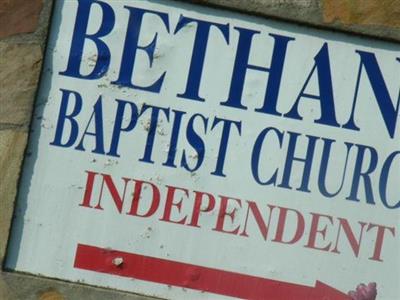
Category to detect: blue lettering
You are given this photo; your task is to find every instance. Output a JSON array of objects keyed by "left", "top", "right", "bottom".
[
  {"left": 112, "top": 6, "right": 170, "bottom": 92},
  {"left": 60, "top": 0, "right": 115, "bottom": 79},
  {"left": 284, "top": 43, "right": 340, "bottom": 128},
  {"left": 50, "top": 89, "right": 83, "bottom": 148}
]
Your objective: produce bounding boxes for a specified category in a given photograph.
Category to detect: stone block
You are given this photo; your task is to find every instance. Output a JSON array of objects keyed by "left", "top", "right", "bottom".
[
  {"left": 0, "top": 0, "right": 43, "bottom": 38},
  {"left": 323, "top": 0, "right": 400, "bottom": 28},
  {"left": 0, "top": 271, "right": 161, "bottom": 300},
  {"left": 0, "top": 42, "right": 43, "bottom": 128},
  {"left": 0, "top": 129, "right": 28, "bottom": 262}
]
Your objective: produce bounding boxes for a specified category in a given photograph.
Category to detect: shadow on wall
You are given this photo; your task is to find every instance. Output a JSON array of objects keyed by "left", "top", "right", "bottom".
[{"left": 4, "top": 0, "right": 61, "bottom": 271}]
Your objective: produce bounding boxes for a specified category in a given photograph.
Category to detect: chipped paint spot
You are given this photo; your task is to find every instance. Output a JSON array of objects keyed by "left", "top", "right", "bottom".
[{"left": 112, "top": 257, "right": 124, "bottom": 267}]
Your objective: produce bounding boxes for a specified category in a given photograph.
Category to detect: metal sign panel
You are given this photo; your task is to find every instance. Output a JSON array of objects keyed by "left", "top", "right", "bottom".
[{"left": 6, "top": 0, "right": 400, "bottom": 299}]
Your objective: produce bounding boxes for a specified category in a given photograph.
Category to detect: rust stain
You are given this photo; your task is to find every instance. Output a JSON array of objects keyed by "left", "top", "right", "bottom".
[
  {"left": 38, "top": 289, "right": 65, "bottom": 300},
  {"left": 323, "top": 0, "right": 400, "bottom": 28}
]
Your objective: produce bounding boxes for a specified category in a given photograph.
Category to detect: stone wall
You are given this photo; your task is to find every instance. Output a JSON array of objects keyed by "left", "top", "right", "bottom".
[{"left": 0, "top": 0, "right": 398, "bottom": 299}]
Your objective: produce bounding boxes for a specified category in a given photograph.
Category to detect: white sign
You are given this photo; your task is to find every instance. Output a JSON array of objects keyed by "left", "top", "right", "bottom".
[{"left": 7, "top": 0, "right": 400, "bottom": 299}]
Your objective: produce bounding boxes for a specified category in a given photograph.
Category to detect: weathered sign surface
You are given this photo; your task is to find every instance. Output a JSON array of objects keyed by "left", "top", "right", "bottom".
[{"left": 6, "top": 0, "right": 400, "bottom": 299}]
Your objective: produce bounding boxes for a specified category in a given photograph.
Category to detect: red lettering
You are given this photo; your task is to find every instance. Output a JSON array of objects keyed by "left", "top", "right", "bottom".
[
  {"left": 240, "top": 202, "right": 275, "bottom": 240},
  {"left": 304, "top": 213, "right": 332, "bottom": 251},
  {"left": 188, "top": 191, "right": 216, "bottom": 227},
  {"left": 127, "top": 180, "right": 160, "bottom": 217},
  {"left": 331, "top": 218, "right": 367, "bottom": 257},
  {"left": 95, "top": 174, "right": 130, "bottom": 213},
  {"left": 367, "top": 223, "right": 395, "bottom": 262},
  {"left": 79, "top": 170, "right": 397, "bottom": 263},
  {"left": 213, "top": 196, "right": 242, "bottom": 235},
  {"left": 80, "top": 170, "right": 98, "bottom": 208},
  {"left": 160, "top": 185, "right": 189, "bottom": 224},
  {"left": 272, "top": 206, "right": 305, "bottom": 244}
]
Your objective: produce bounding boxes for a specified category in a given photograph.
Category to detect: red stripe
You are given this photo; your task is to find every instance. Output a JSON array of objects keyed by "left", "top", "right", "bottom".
[{"left": 74, "top": 244, "right": 316, "bottom": 299}]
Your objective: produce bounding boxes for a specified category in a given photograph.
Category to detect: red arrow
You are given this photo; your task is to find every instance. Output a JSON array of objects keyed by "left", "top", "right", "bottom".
[{"left": 74, "top": 244, "right": 350, "bottom": 300}]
